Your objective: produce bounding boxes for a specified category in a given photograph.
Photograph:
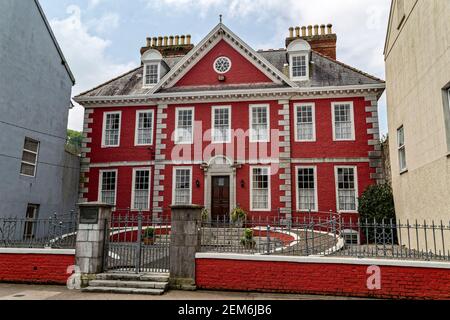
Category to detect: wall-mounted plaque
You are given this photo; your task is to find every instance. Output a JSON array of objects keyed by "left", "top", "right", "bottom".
[{"left": 79, "top": 207, "right": 99, "bottom": 224}]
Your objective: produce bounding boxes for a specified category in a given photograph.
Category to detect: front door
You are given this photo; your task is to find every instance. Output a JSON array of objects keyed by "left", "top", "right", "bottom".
[{"left": 211, "top": 176, "right": 230, "bottom": 221}]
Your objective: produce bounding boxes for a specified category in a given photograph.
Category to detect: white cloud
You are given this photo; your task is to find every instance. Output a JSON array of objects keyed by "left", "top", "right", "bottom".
[
  {"left": 87, "top": 12, "right": 120, "bottom": 34},
  {"left": 49, "top": 5, "right": 136, "bottom": 131}
]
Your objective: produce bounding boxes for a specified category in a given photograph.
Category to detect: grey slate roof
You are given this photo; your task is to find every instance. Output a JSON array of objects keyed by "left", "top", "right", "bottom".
[{"left": 76, "top": 49, "right": 384, "bottom": 98}]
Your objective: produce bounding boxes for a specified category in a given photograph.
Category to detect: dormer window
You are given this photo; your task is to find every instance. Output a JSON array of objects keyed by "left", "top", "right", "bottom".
[
  {"left": 141, "top": 49, "right": 163, "bottom": 88},
  {"left": 144, "top": 63, "right": 159, "bottom": 86},
  {"left": 287, "top": 39, "right": 311, "bottom": 81},
  {"left": 291, "top": 54, "right": 307, "bottom": 78}
]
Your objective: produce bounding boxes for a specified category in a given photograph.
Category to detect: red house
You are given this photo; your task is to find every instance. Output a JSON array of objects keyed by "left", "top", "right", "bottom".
[{"left": 74, "top": 23, "right": 385, "bottom": 224}]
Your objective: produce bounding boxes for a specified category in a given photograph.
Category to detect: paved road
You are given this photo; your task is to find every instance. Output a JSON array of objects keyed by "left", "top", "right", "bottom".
[{"left": 0, "top": 283, "right": 363, "bottom": 300}]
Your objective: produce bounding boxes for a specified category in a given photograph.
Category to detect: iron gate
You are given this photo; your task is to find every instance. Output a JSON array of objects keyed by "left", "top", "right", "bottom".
[{"left": 103, "top": 212, "right": 171, "bottom": 273}]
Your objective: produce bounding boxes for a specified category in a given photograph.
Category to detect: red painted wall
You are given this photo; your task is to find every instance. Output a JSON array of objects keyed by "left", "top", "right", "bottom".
[
  {"left": 0, "top": 253, "right": 75, "bottom": 285},
  {"left": 87, "top": 106, "right": 157, "bottom": 164},
  {"left": 86, "top": 166, "right": 154, "bottom": 214},
  {"left": 174, "top": 40, "right": 273, "bottom": 87},
  {"left": 290, "top": 97, "right": 373, "bottom": 158},
  {"left": 196, "top": 258, "right": 450, "bottom": 300}
]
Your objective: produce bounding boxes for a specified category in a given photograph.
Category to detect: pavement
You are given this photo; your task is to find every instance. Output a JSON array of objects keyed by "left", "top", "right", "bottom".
[{"left": 0, "top": 283, "right": 363, "bottom": 300}]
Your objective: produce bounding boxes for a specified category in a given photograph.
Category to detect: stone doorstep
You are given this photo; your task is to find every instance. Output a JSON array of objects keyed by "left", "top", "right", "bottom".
[
  {"left": 95, "top": 273, "right": 169, "bottom": 282},
  {"left": 82, "top": 286, "right": 165, "bottom": 295},
  {"left": 89, "top": 280, "right": 168, "bottom": 290}
]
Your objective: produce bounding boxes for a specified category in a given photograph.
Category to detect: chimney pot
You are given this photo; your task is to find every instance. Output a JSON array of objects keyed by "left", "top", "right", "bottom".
[
  {"left": 152, "top": 37, "right": 158, "bottom": 47},
  {"left": 289, "top": 27, "right": 294, "bottom": 38},
  {"left": 163, "top": 36, "right": 168, "bottom": 46},
  {"left": 327, "top": 24, "right": 333, "bottom": 34},
  {"left": 175, "top": 35, "right": 180, "bottom": 45},
  {"left": 186, "top": 35, "right": 191, "bottom": 45},
  {"left": 307, "top": 25, "right": 313, "bottom": 36},
  {"left": 146, "top": 37, "right": 151, "bottom": 47},
  {"left": 295, "top": 27, "right": 300, "bottom": 37},
  {"left": 314, "top": 25, "right": 319, "bottom": 36},
  {"left": 169, "top": 36, "right": 174, "bottom": 46},
  {"left": 158, "top": 36, "right": 163, "bottom": 46},
  {"left": 301, "top": 26, "right": 307, "bottom": 37},
  {"left": 320, "top": 24, "right": 326, "bottom": 35},
  {"left": 180, "top": 35, "right": 186, "bottom": 45}
]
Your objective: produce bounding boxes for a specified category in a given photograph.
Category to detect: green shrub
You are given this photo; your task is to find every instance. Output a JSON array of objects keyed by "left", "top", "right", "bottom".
[
  {"left": 358, "top": 184, "right": 396, "bottom": 221},
  {"left": 231, "top": 207, "right": 247, "bottom": 223},
  {"left": 241, "top": 228, "right": 256, "bottom": 249},
  {"left": 143, "top": 227, "right": 155, "bottom": 239}
]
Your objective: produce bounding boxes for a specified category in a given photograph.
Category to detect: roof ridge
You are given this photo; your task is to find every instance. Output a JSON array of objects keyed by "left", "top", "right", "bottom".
[
  {"left": 312, "top": 50, "right": 385, "bottom": 83},
  {"left": 75, "top": 66, "right": 142, "bottom": 98}
]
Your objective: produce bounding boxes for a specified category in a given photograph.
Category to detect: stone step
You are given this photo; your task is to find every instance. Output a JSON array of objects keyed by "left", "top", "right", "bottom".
[
  {"left": 82, "top": 286, "right": 164, "bottom": 295},
  {"left": 96, "top": 273, "right": 170, "bottom": 282},
  {"left": 90, "top": 280, "right": 168, "bottom": 290}
]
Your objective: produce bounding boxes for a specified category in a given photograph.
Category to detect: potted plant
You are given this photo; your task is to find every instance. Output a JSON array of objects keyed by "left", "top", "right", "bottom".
[
  {"left": 142, "top": 227, "right": 155, "bottom": 245},
  {"left": 241, "top": 228, "right": 256, "bottom": 250},
  {"left": 201, "top": 208, "right": 210, "bottom": 222},
  {"left": 231, "top": 207, "right": 247, "bottom": 227}
]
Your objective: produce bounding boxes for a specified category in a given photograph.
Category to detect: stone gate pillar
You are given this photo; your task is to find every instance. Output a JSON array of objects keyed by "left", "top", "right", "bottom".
[
  {"left": 75, "top": 202, "right": 112, "bottom": 287},
  {"left": 169, "top": 205, "right": 203, "bottom": 290}
]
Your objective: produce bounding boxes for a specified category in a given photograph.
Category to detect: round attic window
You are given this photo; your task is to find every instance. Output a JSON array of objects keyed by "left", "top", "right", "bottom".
[{"left": 214, "top": 56, "right": 232, "bottom": 74}]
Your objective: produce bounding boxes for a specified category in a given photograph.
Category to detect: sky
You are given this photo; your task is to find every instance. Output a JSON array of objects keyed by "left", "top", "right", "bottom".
[{"left": 40, "top": 0, "right": 391, "bottom": 135}]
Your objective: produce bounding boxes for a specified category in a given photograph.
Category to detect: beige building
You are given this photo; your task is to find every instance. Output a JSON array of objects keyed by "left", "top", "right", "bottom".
[{"left": 384, "top": 0, "right": 450, "bottom": 226}]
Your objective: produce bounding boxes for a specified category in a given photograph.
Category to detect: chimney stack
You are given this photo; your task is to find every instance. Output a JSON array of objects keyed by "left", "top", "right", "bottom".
[
  {"left": 141, "top": 34, "right": 195, "bottom": 57},
  {"left": 286, "top": 23, "right": 337, "bottom": 60}
]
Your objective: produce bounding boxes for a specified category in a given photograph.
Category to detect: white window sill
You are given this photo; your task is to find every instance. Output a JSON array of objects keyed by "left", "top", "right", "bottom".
[
  {"left": 101, "top": 145, "right": 120, "bottom": 149},
  {"left": 134, "top": 144, "right": 154, "bottom": 147}
]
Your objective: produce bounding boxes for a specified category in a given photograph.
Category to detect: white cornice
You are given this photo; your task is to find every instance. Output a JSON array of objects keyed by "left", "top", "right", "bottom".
[{"left": 74, "top": 83, "right": 385, "bottom": 107}]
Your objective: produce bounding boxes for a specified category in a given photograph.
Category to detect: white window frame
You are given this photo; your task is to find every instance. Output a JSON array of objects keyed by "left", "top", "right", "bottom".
[
  {"left": 131, "top": 168, "right": 151, "bottom": 211},
  {"left": 295, "top": 166, "right": 318, "bottom": 212},
  {"left": 211, "top": 105, "right": 232, "bottom": 144},
  {"left": 213, "top": 56, "right": 232, "bottom": 74},
  {"left": 294, "top": 103, "right": 316, "bottom": 142},
  {"left": 20, "top": 137, "right": 40, "bottom": 178},
  {"left": 397, "top": 125, "right": 407, "bottom": 173},
  {"left": 102, "top": 111, "right": 122, "bottom": 148},
  {"left": 332, "top": 102, "right": 356, "bottom": 141},
  {"left": 249, "top": 104, "right": 270, "bottom": 143},
  {"left": 134, "top": 110, "right": 155, "bottom": 146},
  {"left": 98, "top": 169, "right": 118, "bottom": 206},
  {"left": 289, "top": 53, "right": 309, "bottom": 81},
  {"left": 250, "top": 166, "right": 271, "bottom": 212},
  {"left": 172, "top": 166, "right": 193, "bottom": 205},
  {"left": 334, "top": 166, "right": 359, "bottom": 213},
  {"left": 143, "top": 63, "right": 160, "bottom": 88},
  {"left": 175, "top": 107, "right": 195, "bottom": 145}
]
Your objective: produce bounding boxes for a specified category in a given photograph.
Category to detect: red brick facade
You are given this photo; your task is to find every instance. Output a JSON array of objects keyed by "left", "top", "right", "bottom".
[{"left": 196, "top": 257, "right": 450, "bottom": 300}]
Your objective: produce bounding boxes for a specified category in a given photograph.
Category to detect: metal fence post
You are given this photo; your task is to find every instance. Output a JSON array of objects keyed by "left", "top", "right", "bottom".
[
  {"left": 136, "top": 212, "right": 143, "bottom": 274},
  {"left": 266, "top": 225, "right": 271, "bottom": 255}
]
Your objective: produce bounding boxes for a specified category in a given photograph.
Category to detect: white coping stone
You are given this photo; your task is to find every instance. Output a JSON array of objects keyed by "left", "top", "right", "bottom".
[
  {"left": 0, "top": 248, "right": 75, "bottom": 255},
  {"left": 195, "top": 253, "right": 450, "bottom": 269}
]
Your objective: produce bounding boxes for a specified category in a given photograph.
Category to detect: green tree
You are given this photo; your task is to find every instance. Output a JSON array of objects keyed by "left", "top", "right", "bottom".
[{"left": 66, "top": 129, "right": 83, "bottom": 155}]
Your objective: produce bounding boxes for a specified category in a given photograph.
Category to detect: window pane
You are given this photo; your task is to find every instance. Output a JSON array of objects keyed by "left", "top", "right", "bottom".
[
  {"left": 298, "top": 168, "right": 316, "bottom": 211},
  {"left": 397, "top": 127, "right": 407, "bottom": 170},
  {"left": 292, "top": 55, "right": 307, "bottom": 78},
  {"left": 104, "top": 113, "right": 120, "bottom": 146},
  {"left": 101, "top": 171, "right": 117, "bottom": 205},
  {"left": 22, "top": 151, "right": 37, "bottom": 164},
  {"left": 337, "top": 168, "right": 357, "bottom": 211},
  {"left": 20, "top": 163, "right": 36, "bottom": 176},
  {"left": 334, "top": 104, "right": 353, "bottom": 140},
  {"left": 145, "top": 64, "right": 158, "bottom": 85},
  {"left": 175, "top": 169, "right": 191, "bottom": 205},
  {"left": 176, "top": 109, "right": 193, "bottom": 143},
  {"left": 251, "top": 107, "right": 269, "bottom": 141},
  {"left": 252, "top": 168, "right": 269, "bottom": 210},
  {"left": 137, "top": 112, "right": 153, "bottom": 145},
  {"left": 297, "top": 105, "right": 314, "bottom": 141},
  {"left": 24, "top": 138, "right": 39, "bottom": 152},
  {"left": 213, "top": 108, "right": 230, "bottom": 142},
  {"left": 134, "top": 170, "right": 150, "bottom": 210}
]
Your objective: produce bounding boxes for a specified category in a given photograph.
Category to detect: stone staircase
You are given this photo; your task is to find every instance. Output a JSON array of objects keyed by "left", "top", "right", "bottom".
[{"left": 82, "top": 273, "right": 170, "bottom": 295}]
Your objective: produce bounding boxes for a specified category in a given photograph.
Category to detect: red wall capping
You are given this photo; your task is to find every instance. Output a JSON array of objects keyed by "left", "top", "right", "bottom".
[
  {"left": 196, "top": 258, "right": 450, "bottom": 300},
  {"left": 0, "top": 253, "right": 75, "bottom": 285}
]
